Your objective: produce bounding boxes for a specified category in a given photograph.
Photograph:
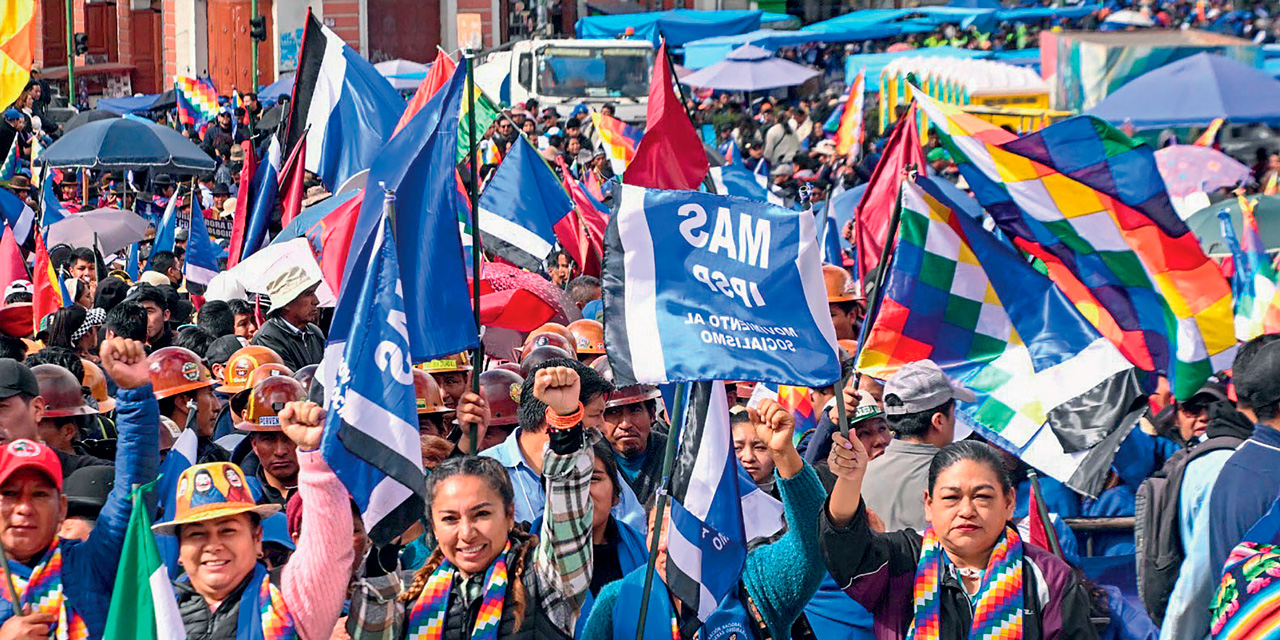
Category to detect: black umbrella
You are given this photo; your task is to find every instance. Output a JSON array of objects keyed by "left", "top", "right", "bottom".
[
  {"left": 59, "top": 109, "right": 119, "bottom": 134},
  {"left": 255, "top": 102, "right": 287, "bottom": 131},
  {"left": 40, "top": 117, "right": 215, "bottom": 175}
]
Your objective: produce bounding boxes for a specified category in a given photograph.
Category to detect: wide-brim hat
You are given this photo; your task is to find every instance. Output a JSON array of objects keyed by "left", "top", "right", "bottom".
[
  {"left": 151, "top": 461, "right": 280, "bottom": 534},
  {"left": 265, "top": 267, "right": 322, "bottom": 315}
]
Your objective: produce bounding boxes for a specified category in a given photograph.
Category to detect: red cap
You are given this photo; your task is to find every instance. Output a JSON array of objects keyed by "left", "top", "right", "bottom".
[{"left": 0, "top": 440, "right": 63, "bottom": 491}]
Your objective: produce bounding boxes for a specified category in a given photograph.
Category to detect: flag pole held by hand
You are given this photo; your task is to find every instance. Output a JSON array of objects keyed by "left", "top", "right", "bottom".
[
  {"left": 635, "top": 381, "right": 688, "bottom": 640},
  {"left": 0, "top": 542, "right": 23, "bottom": 617}
]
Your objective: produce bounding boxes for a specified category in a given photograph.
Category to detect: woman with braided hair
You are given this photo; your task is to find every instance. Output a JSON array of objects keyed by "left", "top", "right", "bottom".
[{"left": 348, "top": 365, "right": 596, "bottom": 639}]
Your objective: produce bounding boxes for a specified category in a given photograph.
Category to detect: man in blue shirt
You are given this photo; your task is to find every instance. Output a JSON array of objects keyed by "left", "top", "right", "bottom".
[
  {"left": 1208, "top": 335, "right": 1280, "bottom": 576},
  {"left": 481, "top": 357, "right": 647, "bottom": 532}
]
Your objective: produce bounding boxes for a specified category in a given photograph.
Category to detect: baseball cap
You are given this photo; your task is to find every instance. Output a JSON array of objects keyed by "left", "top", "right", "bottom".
[
  {"left": 847, "top": 390, "right": 885, "bottom": 426},
  {"left": 0, "top": 359, "right": 39, "bottom": 399},
  {"left": 0, "top": 440, "right": 63, "bottom": 490},
  {"left": 4, "top": 280, "right": 31, "bottom": 300},
  {"left": 65, "top": 464, "right": 114, "bottom": 519},
  {"left": 882, "top": 359, "right": 974, "bottom": 416},
  {"left": 2, "top": 109, "right": 21, "bottom": 122},
  {"left": 1236, "top": 340, "right": 1280, "bottom": 409},
  {"left": 1182, "top": 379, "right": 1229, "bottom": 408}
]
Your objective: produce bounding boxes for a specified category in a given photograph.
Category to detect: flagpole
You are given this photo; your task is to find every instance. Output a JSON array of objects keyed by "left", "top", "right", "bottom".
[
  {"left": 635, "top": 381, "right": 687, "bottom": 640},
  {"left": 0, "top": 542, "right": 22, "bottom": 617},
  {"left": 1028, "top": 470, "right": 1064, "bottom": 557},
  {"left": 846, "top": 164, "right": 916, "bottom": 439},
  {"left": 465, "top": 51, "right": 483, "bottom": 455}
]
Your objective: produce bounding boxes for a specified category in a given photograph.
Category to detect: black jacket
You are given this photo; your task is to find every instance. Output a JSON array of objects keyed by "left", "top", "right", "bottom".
[
  {"left": 252, "top": 317, "right": 325, "bottom": 372},
  {"left": 177, "top": 568, "right": 275, "bottom": 640}
]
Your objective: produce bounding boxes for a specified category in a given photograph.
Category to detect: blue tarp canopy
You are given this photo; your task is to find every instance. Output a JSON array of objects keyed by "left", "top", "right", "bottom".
[
  {"left": 844, "top": 46, "right": 987, "bottom": 88},
  {"left": 95, "top": 94, "right": 161, "bottom": 115},
  {"left": 575, "top": 10, "right": 763, "bottom": 46},
  {"left": 258, "top": 74, "right": 295, "bottom": 105},
  {"left": 1086, "top": 53, "right": 1280, "bottom": 129},
  {"left": 683, "top": 28, "right": 897, "bottom": 69}
]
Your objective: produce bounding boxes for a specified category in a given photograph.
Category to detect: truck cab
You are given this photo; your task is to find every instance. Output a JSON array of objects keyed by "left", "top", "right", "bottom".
[{"left": 475, "top": 39, "right": 655, "bottom": 124}]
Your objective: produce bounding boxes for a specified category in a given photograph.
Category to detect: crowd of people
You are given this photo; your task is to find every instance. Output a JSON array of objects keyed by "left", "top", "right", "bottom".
[{"left": 3, "top": 1, "right": 1280, "bottom": 638}]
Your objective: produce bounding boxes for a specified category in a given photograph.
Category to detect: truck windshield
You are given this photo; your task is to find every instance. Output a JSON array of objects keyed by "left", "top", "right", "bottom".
[{"left": 536, "top": 46, "right": 653, "bottom": 98}]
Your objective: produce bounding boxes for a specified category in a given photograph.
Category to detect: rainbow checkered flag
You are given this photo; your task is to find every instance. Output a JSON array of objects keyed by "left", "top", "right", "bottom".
[
  {"left": 1220, "top": 196, "right": 1280, "bottom": 341},
  {"left": 174, "top": 75, "right": 219, "bottom": 126},
  {"left": 857, "top": 179, "right": 1144, "bottom": 497},
  {"left": 592, "top": 111, "right": 642, "bottom": 175},
  {"left": 915, "top": 89, "right": 1235, "bottom": 401}
]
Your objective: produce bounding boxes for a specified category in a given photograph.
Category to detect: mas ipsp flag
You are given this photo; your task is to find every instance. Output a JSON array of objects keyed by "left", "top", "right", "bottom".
[{"left": 602, "top": 184, "right": 840, "bottom": 387}]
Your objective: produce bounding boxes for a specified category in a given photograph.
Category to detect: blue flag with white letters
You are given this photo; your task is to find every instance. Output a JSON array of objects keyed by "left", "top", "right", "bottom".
[
  {"left": 323, "top": 198, "right": 425, "bottom": 544},
  {"left": 601, "top": 184, "right": 841, "bottom": 387}
]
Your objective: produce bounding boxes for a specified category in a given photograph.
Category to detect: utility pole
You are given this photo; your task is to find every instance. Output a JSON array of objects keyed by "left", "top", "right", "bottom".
[
  {"left": 251, "top": 0, "right": 259, "bottom": 90},
  {"left": 65, "top": 0, "right": 75, "bottom": 107}
]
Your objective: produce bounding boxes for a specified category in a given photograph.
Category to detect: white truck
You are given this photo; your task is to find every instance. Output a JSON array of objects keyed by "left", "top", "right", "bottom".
[{"left": 474, "top": 38, "right": 655, "bottom": 123}]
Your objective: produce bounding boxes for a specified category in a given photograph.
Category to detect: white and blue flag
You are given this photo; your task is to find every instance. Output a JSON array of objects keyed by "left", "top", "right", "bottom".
[
  {"left": 0, "top": 188, "right": 33, "bottom": 246},
  {"left": 39, "top": 175, "right": 68, "bottom": 231},
  {"left": 602, "top": 184, "right": 841, "bottom": 387},
  {"left": 477, "top": 135, "right": 574, "bottom": 271},
  {"left": 156, "top": 428, "right": 198, "bottom": 578},
  {"left": 667, "top": 381, "right": 784, "bottom": 622},
  {"left": 183, "top": 208, "right": 221, "bottom": 285},
  {"left": 322, "top": 197, "right": 425, "bottom": 544},
  {"left": 151, "top": 186, "right": 180, "bottom": 254},
  {"left": 709, "top": 165, "right": 784, "bottom": 206}
]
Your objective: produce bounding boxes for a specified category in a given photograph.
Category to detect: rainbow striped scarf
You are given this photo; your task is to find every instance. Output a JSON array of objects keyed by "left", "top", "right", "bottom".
[
  {"left": 906, "top": 526, "right": 1024, "bottom": 640},
  {"left": 3, "top": 542, "right": 88, "bottom": 640},
  {"left": 405, "top": 542, "right": 510, "bottom": 640}
]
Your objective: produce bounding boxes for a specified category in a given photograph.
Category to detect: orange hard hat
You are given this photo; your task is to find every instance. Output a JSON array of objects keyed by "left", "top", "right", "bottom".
[
  {"left": 148, "top": 346, "right": 215, "bottom": 400},
  {"left": 591, "top": 356, "right": 662, "bottom": 409},
  {"left": 228, "top": 363, "right": 295, "bottom": 415},
  {"left": 418, "top": 352, "right": 473, "bottom": 374},
  {"left": 823, "top": 265, "right": 861, "bottom": 304},
  {"left": 216, "top": 346, "right": 285, "bottom": 394},
  {"left": 837, "top": 339, "right": 859, "bottom": 359},
  {"left": 237, "top": 376, "right": 307, "bottom": 432},
  {"left": 479, "top": 368, "right": 523, "bottom": 426},
  {"left": 33, "top": 364, "right": 98, "bottom": 418},
  {"left": 566, "top": 319, "right": 605, "bottom": 355},
  {"left": 520, "top": 332, "right": 577, "bottom": 361},
  {"left": 293, "top": 364, "right": 318, "bottom": 394},
  {"left": 525, "top": 322, "right": 573, "bottom": 346},
  {"left": 519, "top": 344, "right": 574, "bottom": 378},
  {"left": 413, "top": 369, "right": 450, "bottom": 415},
  {"left": 80, "top": 359, "right": 114, "bottom": 413}
]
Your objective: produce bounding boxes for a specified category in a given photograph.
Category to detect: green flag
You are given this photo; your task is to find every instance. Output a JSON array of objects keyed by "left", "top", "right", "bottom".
[
  {"left": 457, "top": 75, "right": 501, "bottom": 163},
  {"left": 103, "top": 481, "right": 187, "bottom": 639}
]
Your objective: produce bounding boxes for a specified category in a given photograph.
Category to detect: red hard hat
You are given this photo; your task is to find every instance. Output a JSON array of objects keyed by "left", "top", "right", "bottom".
[
  {"left": 519, "top": 345, "right": 574, "bottom": 378},
  {"left": 148, "top": 346, "right": 215, "bottom": 400},
  {"left": 479, "top": 368, "right": 523, "bottom": 427},
  {"left": 413, "top": 369, "right": 450, "bottom": 415},
  {"left": 520, "top": 332, "right": 577, "bottom": 361},
  {"left": 591, "top": 356, "right": 662, "bottom": 409},
  {"left": 238, "top": 376, "right": 306, "bottom": 432},
  {"left": 566, "top": 319, "right": 605, "bottom": 355}
]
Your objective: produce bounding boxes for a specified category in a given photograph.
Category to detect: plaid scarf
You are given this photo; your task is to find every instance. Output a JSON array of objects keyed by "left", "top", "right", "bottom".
[
  {"left": 3, "top": 541, "right": 88, "bottom": 640},
  {"left": 405, "top": 542, "right": 511, "bottom": 640},
  {"left": 906, "top": 526, "right": 1024, "bottom": 640}
]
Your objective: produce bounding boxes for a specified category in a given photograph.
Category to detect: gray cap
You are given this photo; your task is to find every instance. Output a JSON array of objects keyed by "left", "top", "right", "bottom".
[{"left": 882, "top": 359, "right": 974, "bottom": 416}]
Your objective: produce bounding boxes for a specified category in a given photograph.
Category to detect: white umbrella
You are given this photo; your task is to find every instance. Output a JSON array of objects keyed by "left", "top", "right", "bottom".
[
  {"left": 221, "top": 238, "right": 337, "bottom": 307},
  {"left": 46, "top": 208, "right": 150, "bottom": 254},
  {"left": 1103, "top": 9, "right": 1155, "bottom": 26},
  {"left": 375, "top": 59, "right": 429, "bottom": 91}
]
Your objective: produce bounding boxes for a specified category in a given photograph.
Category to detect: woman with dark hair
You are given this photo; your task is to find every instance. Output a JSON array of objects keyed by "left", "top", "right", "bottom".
[
  {"left": 349, "top": 365, "right": 596, "bottom": 639},
  {"left": 821, "top": 437, "right": 1097, "bottom": 640},
  {"left": 46, "top": 305, "right": 105, "bottom": 361}
]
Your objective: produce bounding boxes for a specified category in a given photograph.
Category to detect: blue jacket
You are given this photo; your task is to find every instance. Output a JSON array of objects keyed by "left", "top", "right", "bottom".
[
  {"left": 1209, "top": 426, "right": 1280, "bottom": 573},
  {"left": 0, "top": 385, "right": 160, "bottom": 638},
  {"left": 1159, "top": 450, "right": 1231, "bottom": 640}
]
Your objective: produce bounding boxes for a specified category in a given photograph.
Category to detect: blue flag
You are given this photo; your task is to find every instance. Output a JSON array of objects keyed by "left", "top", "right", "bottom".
[
  {"left": 125, "top": 241, "right": 140, "bottom": 281},
  {"left": 151, "top": 189, "right": 180, "bottom": 254},
  {"left": 155, "top": 429, "right": 198, "bottom": 578},
  {"left": 40, "top": 175, "right": 68, "bottom": 230},
  {"left": 602, "top": 184, "right": 841, "bottom": 387},
  {"left": 818, "top": 209, "right": 844, "bottom": 266},
  {"left": 0, "top": 189, "right": 33, "bottom": 245},
  {"left": 322, "top": 200, "right": 425, "bottom": 543},
  {"left": 338, "top": 64, "right": 476, "bottom": 363},
  {"left": 183, "top": 209, "right": 221, "bottom": 285},
  {"left": 241, "top": 137, "right": 282, "bottom": 262},
  {"left": 709, "top": 165, "right": 783, "bottom": 206},
  {"left": 476, "top": 136, "right": 574, "bottom": 271}
]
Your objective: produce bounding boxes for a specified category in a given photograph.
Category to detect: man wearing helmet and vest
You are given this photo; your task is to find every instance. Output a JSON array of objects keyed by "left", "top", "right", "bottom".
[
  {"left": 419, "top": 352, "right": 473, "bottom": 410},
  {"left": 251, "top": 267, "right": 325, "bottom": 371},
  {"left": 0, "top": 337, "right": 159, "bottom": 638},
  {"left": 150, "top": 346, "right": 228, "bottom": 463},
  {"left": 592, "top": 356, "right": 666, "bottom": 508},
  {"left": 824, "top": 264, "right": 864, "bottom": 341},
  {"left": 232, "top": 375, "right": 308, "bottom": 506}
]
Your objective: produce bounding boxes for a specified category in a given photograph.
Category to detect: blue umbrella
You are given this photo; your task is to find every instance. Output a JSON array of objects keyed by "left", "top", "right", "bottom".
[
  {"left": 40, "top": 117, "right": 216, "bottom": 174},
  {"left": 1085, "top": 53, "right": 1280, "bottom": 129},
  {"left": 680, "top": 44, "right": 820, "bottom": 92}
]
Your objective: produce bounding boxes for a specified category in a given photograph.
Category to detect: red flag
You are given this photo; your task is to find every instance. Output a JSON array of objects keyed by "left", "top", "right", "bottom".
[
  {"left": 553, "top": 157, "right": 607, "bottom": 277},
  {"left": 854, "top": 107, "right": 926, "bottom": 284},
  {"left": 1027, "top": 472, "right": 1064, "bottom": 558},
  {"left": 278, "top": 137, "right": 307, "bottom": 227},
  {"left": 393, "top": 50, "right": 458, "bottom": 138},
  {"left": 32, "top": 232, "right": 64, "bottom": 331},
  {"left": 625, "top": 42, "right": 709, "bottom": 190},
  {"left": 0, "top": 224, "right": 28, "bottom": 290},
  {"left": 227, "top": 140, "right": 258, "bottom": 269},
  {"left": 300, "top": 191, "right": 363, "bottom": 293}
]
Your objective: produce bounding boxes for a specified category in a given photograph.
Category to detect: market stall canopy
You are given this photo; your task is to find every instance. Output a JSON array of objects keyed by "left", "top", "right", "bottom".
[
  {"left": 1086, "top": 53, "right": 1280, "bottom": 129},
  {"left": 40, "top": 117, "right": 216, "bottom": 174},
  {"left": 683, "top": 28, "right": 910, "bottom": 69},
  {"left": 94, "top": 94, "right": 162, "bottom": 115},
  {"left": 681, "top": 44, "right": 819, "bottom": 91},
  {"left": 258, "top": 74, "right": 295, "bottom": 105},
  {"left": 842, "top": 46, "right": 986, "bottom": 87},
  {"left": 575, "top": 9, "right": 764, "bottom": 46}
]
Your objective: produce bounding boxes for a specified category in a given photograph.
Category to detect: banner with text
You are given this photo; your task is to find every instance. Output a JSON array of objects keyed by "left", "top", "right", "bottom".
[{"left": 602, "top": 184, "right": 841, "bottom": 387}]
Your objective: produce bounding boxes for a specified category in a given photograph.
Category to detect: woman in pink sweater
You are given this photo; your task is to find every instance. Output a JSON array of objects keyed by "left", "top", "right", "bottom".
[{"left": 153, "top": 401, "right": 354, "bottom": 640}]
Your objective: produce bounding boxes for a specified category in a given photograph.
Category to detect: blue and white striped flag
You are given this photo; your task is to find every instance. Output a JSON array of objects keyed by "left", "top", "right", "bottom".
[
  {"left": 0, "top": 187, "right": 33, "bottom": 246},
  {"left": 321, "top": 195, "right": 425, "bottom": 544},
  {"left": 708, "top": 165, "right": 785, "bottom": 206},
  {"left": 156, "top": 428, "right": 198, "bottom": 578},
  {"left": 667, "top": 381, "right": 783, "bottom": 622},
  {"left": 601, "top": 184, "right": 841, "bottom": 388},
  {"left": 183, "top": 208, "right": 221, "bottom": 285}
]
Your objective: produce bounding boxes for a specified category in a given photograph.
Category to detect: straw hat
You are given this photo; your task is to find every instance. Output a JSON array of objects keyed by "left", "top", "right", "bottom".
[{"left": 151, "top": 462, "right": 280, "bottom": 534}]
